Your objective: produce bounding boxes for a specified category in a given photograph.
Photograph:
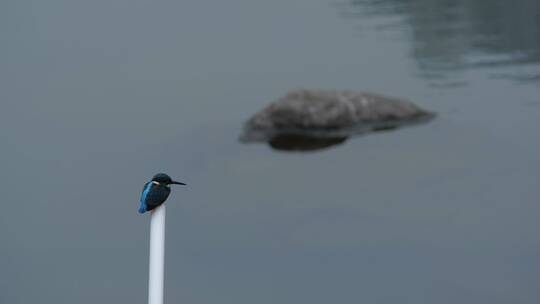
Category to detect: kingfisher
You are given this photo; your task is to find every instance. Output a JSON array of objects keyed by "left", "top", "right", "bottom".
[{"left": 139, "top": 173, "right": 186, "bottom": 214}]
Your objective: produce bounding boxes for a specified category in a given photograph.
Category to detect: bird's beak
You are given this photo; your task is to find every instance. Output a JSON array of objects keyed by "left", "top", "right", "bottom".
[{"left": 171, "top": 181, "right": 186, "bottom": 185}]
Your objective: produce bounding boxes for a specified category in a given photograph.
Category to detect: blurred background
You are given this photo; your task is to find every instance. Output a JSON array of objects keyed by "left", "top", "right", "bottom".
[{"left": 1, "top": 0, "right": 539, "bottom": 303}]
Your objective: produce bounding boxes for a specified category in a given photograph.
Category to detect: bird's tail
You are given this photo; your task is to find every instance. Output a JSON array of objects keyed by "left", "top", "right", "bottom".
[{"left": 138, "top": 203, "right": 147, "bottom": 214}]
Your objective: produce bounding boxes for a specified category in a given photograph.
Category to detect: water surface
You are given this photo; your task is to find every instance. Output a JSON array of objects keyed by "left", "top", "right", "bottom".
[{"left": 1, "top": 0, "right": 539, "bottom": 303}]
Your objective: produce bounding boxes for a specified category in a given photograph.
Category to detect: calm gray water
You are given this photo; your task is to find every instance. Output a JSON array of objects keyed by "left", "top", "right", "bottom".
[{"left": 1, "top": 0, "right": 539, "bottom": 303}]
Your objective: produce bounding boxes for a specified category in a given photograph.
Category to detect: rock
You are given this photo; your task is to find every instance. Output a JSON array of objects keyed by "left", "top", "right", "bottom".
[{"left": 240, "top": 90, "right": 435, "bottom": 146}]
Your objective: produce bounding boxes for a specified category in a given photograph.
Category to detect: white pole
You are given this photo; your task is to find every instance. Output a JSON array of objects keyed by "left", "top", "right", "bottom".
[{"left": 148, "top": 204, "right": 166, "bottom": 304}]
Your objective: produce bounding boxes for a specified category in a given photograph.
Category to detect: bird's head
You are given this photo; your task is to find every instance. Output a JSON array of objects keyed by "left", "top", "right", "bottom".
[{"left": 152, "top": 173, "right": 186, "bottom": 186}]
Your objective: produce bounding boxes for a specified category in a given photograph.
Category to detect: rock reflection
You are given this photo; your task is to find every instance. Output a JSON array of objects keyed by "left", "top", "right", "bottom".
[
  {"left": 268, "top": 134, "right": 348, "bottom": 152},
  {"left": 337, "top": 0, "right": 540, "bottom": 84}
]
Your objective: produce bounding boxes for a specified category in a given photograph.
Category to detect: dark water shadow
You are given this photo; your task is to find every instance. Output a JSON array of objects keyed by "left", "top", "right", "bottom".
[{"left": 268, "top": 134, "right": 348, "bottom": 152}]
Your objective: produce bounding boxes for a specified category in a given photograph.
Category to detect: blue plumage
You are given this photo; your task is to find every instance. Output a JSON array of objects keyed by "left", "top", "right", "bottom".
[
  {"left": 138, "top": 173, "right": 186, "bottom": 214},
  {"left": 138, "top": 182, "right": 153, "bottom": 213}
]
